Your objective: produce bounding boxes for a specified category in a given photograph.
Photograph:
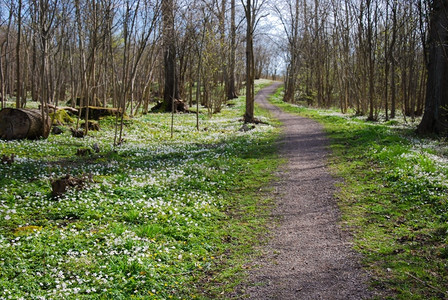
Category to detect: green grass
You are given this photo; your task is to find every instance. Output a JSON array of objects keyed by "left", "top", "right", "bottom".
[
  {"left": 0, "top": 80, "right": 280, "bottom": 299},
  {"left": 269, "top": 88, "right": 448, "bottom": 299}
]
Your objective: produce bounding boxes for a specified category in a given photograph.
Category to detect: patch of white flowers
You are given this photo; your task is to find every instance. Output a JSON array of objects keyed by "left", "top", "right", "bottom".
[{"left": 0, "top": 97, "right": 276, "bottom": 298}]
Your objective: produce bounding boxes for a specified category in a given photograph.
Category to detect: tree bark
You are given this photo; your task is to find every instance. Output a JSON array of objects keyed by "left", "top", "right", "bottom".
[
  {"left": 161, "top": 0, "right": 179, "bottom": 112},
  {"left": 0, "top": 41, "right": 5, "bottom": 110},
  {"left": 227, "top": 0, "right": 238, "bottom": 100},
  {"left": 0, "top": 108, "right": 50, "bottom": 140},
  {"left": 282, "top": 0, "right": 299, "bottom": 103},
  {"left": 16, "top": 0, "right": 22, "bottom": 108},
  {"left": 389, "top": 0, "right": 398, "bottom": 119},
  {"left": 418, "top": 0, "right": 448, "bottom": 134},
  {"left": 244, "top": 0, "right": 255, "bottom": 123}
]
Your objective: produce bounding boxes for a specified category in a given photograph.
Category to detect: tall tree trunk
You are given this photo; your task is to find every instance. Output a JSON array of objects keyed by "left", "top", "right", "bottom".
[
  {"left": 366, "top": 0, "right": 376, "bottom": 121},
  {"left": 227, "top": 0, "right": 237, "bottom": 99},
  {"left": 31, "top": 28, "right": 37, "bottom": 105},
  {"left": 161, "top": 0, "right": 179, "bottom": 111},
  {"left": 244, "top": 0, "right": 255, "bottom": 123},
  {"left": 16, "top": 0, "right": 22, "bottom": 108},
  {"left": 389, "top": 0, "right": 398, "bottom": 119},
  {"left": 219, "top": 0, "right": 229, "bottom": 98},
  {"left": 314, "top": 0, "right": 323, "bottom": 107},
  {"left": 4, "top": 5, "right": 13, "bottom": 101},
  {"left": 384, "top": 0, "right": 390, "bottom": 121},
  {"left": 418, "top": 0, "right": 448, "bottom": 134},
  {"left": 391, "top": 54, "right": 397, "bottom": 118},
  {"left": 283, "top": 0, "right": 299, "bottom": 103},
  {"left": 0, "top": 41, "right": 6, "bottom": 109}
]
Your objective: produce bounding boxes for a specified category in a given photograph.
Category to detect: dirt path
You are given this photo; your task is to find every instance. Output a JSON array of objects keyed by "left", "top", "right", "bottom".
[{"left": 241, "top": 82, "right": 373, "bottom": 299}]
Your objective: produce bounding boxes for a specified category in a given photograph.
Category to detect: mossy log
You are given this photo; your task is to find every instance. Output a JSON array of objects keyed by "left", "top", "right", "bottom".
[
  {"left": 80, "top": 106, "right": 121, "bottom": 120},
  {"left": 50, "top": 109, "right": 75, "bottom": 125},
  {"left": 0, "top": 108, "right": 51, "bottom": 140}
]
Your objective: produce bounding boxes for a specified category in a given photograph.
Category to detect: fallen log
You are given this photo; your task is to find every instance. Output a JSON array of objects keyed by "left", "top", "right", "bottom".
[
  {"left": 0, "top": 108, "right": 51, "bottom": 140},
  {"left": 50, "top": 109, "right": 75, "bottom": 125},
  {"left": 80, "top": 106, "right": 121, "bottom": 120}
]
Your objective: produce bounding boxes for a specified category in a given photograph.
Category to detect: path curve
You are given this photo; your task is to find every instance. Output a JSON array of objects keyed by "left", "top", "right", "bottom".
[{"left": 243, "top": 82, "right": 372, "bottom": 299}]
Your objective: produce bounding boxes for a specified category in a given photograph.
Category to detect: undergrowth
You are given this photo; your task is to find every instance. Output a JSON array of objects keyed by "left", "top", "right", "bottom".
[
  {"left": 0, "top": 80, "right": 279, "bottom": 299},
  {"left": 269, "top": 88, "right": 448, "bottom": 300}
]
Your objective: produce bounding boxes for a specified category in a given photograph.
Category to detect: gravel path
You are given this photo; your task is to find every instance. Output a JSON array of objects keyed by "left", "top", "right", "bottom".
[{"left": 242, "top": 82, "right": 373, "bottom": 299}]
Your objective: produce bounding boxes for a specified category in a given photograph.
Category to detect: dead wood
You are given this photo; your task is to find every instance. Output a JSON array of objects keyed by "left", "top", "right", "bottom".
[
  {"left": 0, "top": 108, "right": 51, "bottom": 140},
  {"left": 47, "top": 104, "right": 78, "bottom": 115},
  {"left": 76, "top": 148, "right": 92, "bottom": 156},
  {"left": 52, "top": 126, "right": 64, "bottom": 135},
  {"left": 1, "top": 154, "right": 15, "bottom": 164},
  {"left": 174, "top": 99, "right": 189, "bottom": 112},
  {"left": 70, "top": 128, "right": 85, "bottom": 138},
  {"left": 80, "top": 106, "right": 121, "bottom": 120},
  {"left": 81, "top": 120, "right": 100, "bottom": 131},
  {"left": 51, "top": 174, "right": 91, "bottom": 198}
]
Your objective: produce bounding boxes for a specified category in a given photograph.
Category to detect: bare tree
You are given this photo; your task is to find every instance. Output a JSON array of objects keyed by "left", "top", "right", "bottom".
[
  {"left": 34, "top": 0, "right": 59, "bottom": 137},
  {"left": 115, "top": 0, "right": 161, "bottom": 144},
  {"left": 275, "top": 0, "right": 300, "bottom": 103},
  {"left": 160, "top": 0, "right": 179, "bottom": 111},
  {"left": 242, "top": 0, "right": 266, "bottom": 123},
  {"left": 227, "top": 0, "right": 238, "bottom": 99},
  {"left": 15, "top": 0, "right": 22, "bottom": 108}
]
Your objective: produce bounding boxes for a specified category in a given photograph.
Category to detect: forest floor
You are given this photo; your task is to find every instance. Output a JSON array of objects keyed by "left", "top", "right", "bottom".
[
  {"left": 2, "top": 81, "right": 447, "bottom": 299},
  {"left": 238, "top": 82, "right": 374, "bottom": 299},
  {"left": 0, "top": 81, "right": 282, "bottom": 299}
]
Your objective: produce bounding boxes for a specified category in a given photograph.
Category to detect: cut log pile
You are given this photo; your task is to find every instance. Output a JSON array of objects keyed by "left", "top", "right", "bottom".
[{"left": 0, "top": 108, "right": 51, "bottom": 140}]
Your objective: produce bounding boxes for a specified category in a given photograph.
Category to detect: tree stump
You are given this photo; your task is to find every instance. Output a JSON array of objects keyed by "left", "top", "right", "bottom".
[
  {"left": 52, "top": 126, "right": 64, "bottom": 135},
  {"left": 0, "top": 108, "right": 51, "bottom": 140},
  {"left": 51, "top": 174, "right": 90, "bottom": 198},
  {"left": 81, "top": 120, "right": 100, "bottom": 131},
  {"left": 70, "top": 128, "right": 85, "bottom": 138},
  {"left": 1, "top": 154, "right": 15, "bottom": 164},
  {"left": 76, "top": 148, "right": 91, "bottom": 156}
]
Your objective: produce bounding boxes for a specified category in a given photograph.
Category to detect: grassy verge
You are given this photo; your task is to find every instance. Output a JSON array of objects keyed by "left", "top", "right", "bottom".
[
  {"left": 269, "top": 88, "right": 448, "bottom": 299},
  {"left": 0, "top": 81, "right": 280, "bottom": 299}
]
